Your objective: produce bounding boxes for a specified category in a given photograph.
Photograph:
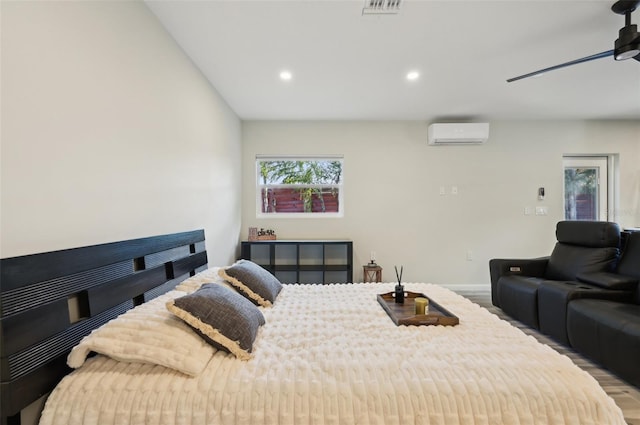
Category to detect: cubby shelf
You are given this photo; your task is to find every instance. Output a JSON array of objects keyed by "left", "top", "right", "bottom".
[{"left": 240, "top": 240, "right": 353, "bottom": 284}]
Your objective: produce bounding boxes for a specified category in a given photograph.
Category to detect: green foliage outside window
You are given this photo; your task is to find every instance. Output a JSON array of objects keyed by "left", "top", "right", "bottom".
[
  {"left": 565, "top": 168, "right": 597, "bottom": 220},
  {"left": 258, "top": 159, "right": 342, "bottom": 214}
]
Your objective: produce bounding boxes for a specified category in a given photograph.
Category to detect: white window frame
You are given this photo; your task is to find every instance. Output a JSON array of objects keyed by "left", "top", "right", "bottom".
[
  {"left": 562, "top": 155, "right": 617, "bottom": 222},
  {"left": 256, "top": 155, "right": 344, "bottom": 219}
]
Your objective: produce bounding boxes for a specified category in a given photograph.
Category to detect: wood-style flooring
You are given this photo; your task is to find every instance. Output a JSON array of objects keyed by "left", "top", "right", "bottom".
[{"left": 454, "top": 288, "right": 640, "bottom": 425}]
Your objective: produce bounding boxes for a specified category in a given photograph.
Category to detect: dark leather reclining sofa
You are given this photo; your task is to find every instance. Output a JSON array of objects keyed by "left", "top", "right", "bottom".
[{"left": 490, "top": 221, "right": 640, "bottom": 387}]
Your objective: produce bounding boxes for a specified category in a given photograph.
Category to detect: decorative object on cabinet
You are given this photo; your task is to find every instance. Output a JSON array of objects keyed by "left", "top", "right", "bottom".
[
  {"left": 363, "top": 264, "right": 382, "bottom": 283},
  {"left": 257, "top": 228, "right": 276, "bottom": 240}
]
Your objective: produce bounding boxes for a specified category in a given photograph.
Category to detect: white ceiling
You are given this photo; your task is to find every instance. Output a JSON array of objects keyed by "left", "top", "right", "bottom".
[{"left": 146, "top": 0, "right": 640, "bottom": 121}]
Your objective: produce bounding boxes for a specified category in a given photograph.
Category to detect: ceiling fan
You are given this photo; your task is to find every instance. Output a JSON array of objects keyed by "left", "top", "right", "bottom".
[{"left": 507, "top": 0, "right": 640, "bottom": 82}]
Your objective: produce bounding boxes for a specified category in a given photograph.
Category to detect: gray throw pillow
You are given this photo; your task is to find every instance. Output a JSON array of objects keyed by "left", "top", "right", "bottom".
[
  {"left": 219, "top": 260, "right": 283, "bottom": 307},
  {"left": 166, "top": 283, "right": 265, "bottom": 360}
]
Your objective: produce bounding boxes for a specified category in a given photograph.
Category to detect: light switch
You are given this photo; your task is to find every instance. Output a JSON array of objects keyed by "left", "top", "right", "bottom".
[
  {"left": 535, "top": 206, "right": 548, "bottom": 216},
  {"left": 451, "top": 186, "right": 458, "bottom": 195}
]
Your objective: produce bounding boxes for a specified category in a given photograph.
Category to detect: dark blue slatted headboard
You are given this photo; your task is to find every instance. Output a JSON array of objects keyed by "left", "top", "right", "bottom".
[{"left": 0, "top": 230, "right": 208, "bottom": 423}]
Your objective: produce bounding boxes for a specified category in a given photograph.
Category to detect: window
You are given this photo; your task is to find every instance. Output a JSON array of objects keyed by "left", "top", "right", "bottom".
[
  {"left": 256, "top": 156, "right": 343, "bottom": 217},
  {"left": 563, "top": 156, "right": 609, "bottom": 221}
]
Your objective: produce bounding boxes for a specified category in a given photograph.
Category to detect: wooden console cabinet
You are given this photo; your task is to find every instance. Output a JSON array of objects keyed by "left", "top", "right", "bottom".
[{"left": 240, "top": 240, "right": 353, "bottom": 284}]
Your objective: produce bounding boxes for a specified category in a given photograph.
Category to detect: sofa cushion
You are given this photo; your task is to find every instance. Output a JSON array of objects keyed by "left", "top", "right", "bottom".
[
  {"left": 497, "top": 275, "right": 543, "bottom": 329},
  {"left": 555, "top": 220, "right": 620, "bottom": 248},
  {"left": 567, "top": 299, "right": 640, "bottom": 387},
  {"left": 546, "top": 244, "right": 618, "bottom": 281},
  {"left": 576, "top": 271, "right": 638, "bottom": 290},
  {"left": 538, "top": 280, "right": 634, "bottom": 345}
]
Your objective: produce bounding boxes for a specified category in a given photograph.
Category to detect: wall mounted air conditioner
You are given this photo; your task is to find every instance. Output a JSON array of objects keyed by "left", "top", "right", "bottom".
[{"left": 427, "top": 123, "right": 490, "bottom": 145}]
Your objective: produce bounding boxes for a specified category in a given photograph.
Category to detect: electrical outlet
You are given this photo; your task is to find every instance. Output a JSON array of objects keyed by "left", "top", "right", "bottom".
[{"left": 524, "top": 206, "right": 532, "bottom": 215}]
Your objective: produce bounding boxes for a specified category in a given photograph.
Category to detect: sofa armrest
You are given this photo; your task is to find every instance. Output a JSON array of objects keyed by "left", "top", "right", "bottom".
[
  {"left": 489, "top": 257, "right": 549, "bottom": 285},
  {"left": 489, "top": 257, "right": 549, "bottom": 306},
  {"left": 576, "top": 272, "right": 638, "bottom": 290}
]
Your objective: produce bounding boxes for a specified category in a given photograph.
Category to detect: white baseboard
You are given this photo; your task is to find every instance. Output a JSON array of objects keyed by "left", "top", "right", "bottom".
[{"left": 438, "top": 283, "right": 491, "bottom": 292}]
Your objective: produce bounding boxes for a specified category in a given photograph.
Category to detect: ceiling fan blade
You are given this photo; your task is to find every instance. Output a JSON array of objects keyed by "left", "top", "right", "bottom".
[{"left": 506, "top": 50, "right": 614, "bottom": 82}]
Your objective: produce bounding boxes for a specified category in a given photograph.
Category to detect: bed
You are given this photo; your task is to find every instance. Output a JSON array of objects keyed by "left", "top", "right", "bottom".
[{"left": 0, "top": 231, "right": 627, "bottom": 425}]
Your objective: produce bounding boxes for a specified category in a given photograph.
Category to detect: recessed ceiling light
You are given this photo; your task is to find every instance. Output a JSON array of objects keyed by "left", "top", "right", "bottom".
[
  {"left": 406, "top": 71, "right": 420, "bottom": 81},
  {"left": 280, "top": 70, "right": 293, "bottom": 81}
]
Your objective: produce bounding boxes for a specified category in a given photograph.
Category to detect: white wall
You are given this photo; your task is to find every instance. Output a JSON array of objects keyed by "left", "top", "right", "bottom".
[
  {"left": 241, "top": 120, "right": 640, "bottom": 286},
  {"left": 1, "top": 1, "right": 242, "bottom": 264}
]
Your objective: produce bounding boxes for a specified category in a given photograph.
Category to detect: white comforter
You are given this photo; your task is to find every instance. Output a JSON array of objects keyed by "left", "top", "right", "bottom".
[{"left": 39, "top": 283, "right": 626, "bottom": 425}]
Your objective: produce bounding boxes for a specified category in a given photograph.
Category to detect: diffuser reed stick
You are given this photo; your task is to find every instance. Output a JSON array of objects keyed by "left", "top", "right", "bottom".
[
  {"left": 394, "top": 265, "right": 403, "bottom": 284},
  {"left": 394, "top": 265, "right": 404, "bottom": 304}
]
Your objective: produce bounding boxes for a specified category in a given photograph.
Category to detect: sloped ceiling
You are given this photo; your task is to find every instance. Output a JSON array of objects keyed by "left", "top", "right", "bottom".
[{"left": 146, "top": 0, "right": 640, "bottom": 121}]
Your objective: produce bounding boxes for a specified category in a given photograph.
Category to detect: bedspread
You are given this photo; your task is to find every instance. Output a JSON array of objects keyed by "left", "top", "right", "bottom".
[{"left": 39, "top": 283, "right": 626, "bottom": 425}]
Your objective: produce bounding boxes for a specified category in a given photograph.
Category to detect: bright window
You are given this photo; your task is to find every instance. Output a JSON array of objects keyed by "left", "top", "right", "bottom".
[
  {"left": 256, "top": 156, "right": 343, "bottom": 217},
  {"left": 563, "top": 156, "right": 609, "bottom": 221}
]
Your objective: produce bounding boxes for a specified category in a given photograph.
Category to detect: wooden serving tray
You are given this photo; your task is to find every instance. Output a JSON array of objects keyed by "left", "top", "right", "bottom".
[{"left": 377, "top": 291, "right": 459, "bottom": 326}]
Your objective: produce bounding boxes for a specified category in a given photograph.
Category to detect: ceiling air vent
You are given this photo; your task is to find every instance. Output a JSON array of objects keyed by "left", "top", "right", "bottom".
[{"left": 362, "top": 0, "right": 401, "bottom": 15}]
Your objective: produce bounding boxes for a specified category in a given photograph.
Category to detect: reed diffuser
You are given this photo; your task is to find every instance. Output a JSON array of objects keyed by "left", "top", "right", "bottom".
[{"left": 394, "top": 265, "right": 404, "bottom": 304}]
